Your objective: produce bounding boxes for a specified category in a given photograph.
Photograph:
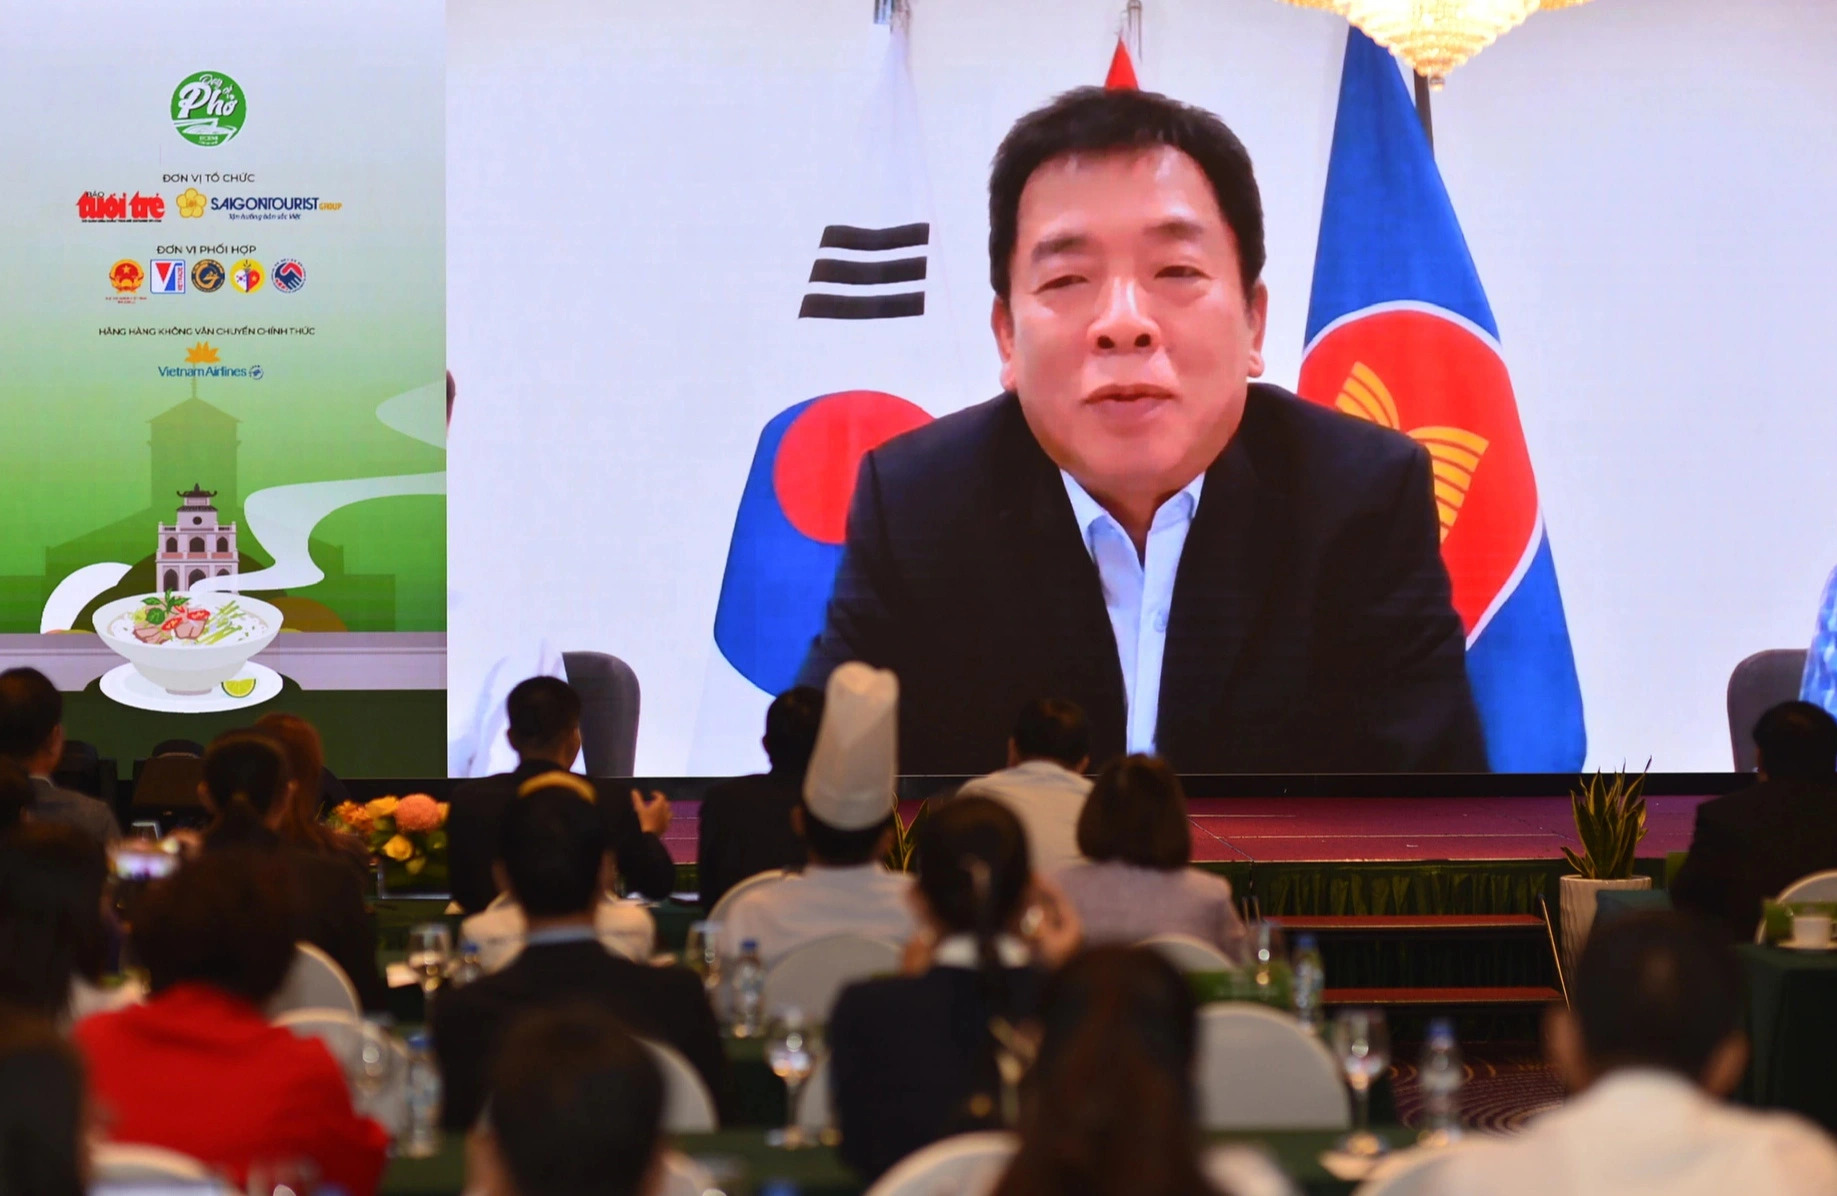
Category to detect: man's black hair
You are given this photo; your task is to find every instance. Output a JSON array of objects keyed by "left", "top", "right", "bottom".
[
  {"left": 500, "top": 788, "right": 607, "bottom": 917},
  {"left": 764, "top": 686, "right": 825, "bottom": 777},
  {"left": 0, "top": 669, "right": 61, "bottom": 762},
  {"left": 1753, "top": 700, "right": 1837, "bottom": 778},
  {"left": 1574, "top": 911, "right": 1743, "bottom": 1080},
  {"left": 487, "top": 1003, "right": 663, "bottom": 1196},
  {"left": 798, "top": 802, "right": 893, "bottom": 867},
  {"left": 505, "top": 676, "right": 582, "bottom": 756},
  {"left": 988, "top": 86, "right": 1265, "bottom": 300},
  {"left": 1011, "top": 698, "right": 1090, "bottom": 770}
]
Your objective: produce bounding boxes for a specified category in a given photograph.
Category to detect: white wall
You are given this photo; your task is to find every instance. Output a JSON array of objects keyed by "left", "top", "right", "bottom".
[{"left": 447, "top": 0, "right": 1837, "bottom": 774}]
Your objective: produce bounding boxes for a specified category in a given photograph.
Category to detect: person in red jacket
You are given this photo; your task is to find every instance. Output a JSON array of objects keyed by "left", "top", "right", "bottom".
[{"left": 74, "top": 849, "right": 389, "bottom": 1195}]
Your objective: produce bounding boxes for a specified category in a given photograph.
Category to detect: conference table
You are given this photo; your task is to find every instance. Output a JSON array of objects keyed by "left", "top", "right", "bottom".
[{"left": 379, "top": 1127, "right": 1403, "bottom": 1196}]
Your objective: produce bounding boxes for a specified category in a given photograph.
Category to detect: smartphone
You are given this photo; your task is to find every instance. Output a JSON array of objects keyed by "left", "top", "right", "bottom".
[{"left": 110, "top": 847, "right": 180, "bottom": 882}]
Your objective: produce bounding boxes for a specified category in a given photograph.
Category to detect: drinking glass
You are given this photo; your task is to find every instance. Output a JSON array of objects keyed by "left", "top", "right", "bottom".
[
  {"left": 406, "top": 923, "right": 452, "bottom": 998},
  {"left": 686, "top": 920, "right": 722, "bottom": 995},
  {"left": 348, "top": 1019, "right": 397, "bottom": 1121},
  {"left": 1330, "top": 1009, "right": 1391, "bottom": 1158},
  {"left": 764, "top": 1009, "right": 818, "bottom": 1149}
]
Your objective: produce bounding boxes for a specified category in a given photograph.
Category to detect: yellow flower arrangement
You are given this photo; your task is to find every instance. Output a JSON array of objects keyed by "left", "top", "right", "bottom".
[{"left": 327, "top": 793, "right": 450, "bottom": 891}]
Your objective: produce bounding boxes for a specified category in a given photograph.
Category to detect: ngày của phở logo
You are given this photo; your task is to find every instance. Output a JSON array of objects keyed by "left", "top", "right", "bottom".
[{"left": 171, "top": 71, "right": 245, "bottom": 146}]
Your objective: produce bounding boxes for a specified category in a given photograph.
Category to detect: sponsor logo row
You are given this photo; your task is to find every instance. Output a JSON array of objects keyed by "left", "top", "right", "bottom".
[
  {"left": 108, "top": 258, "right": 304, "bottom": 298},
  {"left": 77, "top": 188, "right": 341, "bottom": 224}
]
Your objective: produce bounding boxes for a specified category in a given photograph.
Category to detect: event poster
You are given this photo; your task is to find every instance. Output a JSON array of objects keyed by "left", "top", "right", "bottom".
[{"left": 0, "top": 0, "right": 445, "bottom": 721}]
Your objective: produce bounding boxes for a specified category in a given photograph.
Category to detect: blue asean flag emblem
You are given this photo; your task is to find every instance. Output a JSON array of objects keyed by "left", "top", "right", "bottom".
[{"left": 714, "top": 390, "right": 930, "bottom": 694}]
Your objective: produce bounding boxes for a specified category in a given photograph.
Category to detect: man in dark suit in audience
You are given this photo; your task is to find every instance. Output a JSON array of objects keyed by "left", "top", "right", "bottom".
[
  {"left": 447, "top": 677, "right": 675, "bottom": 912},
  {"left": 1673, "top": 702, "right": 1837, "bottom": 941},
  {"left": 696, "top": 686, "right": 822, "bottom": 912},
  {"left": 0, "top": 668, "right": 119, "bottom": 844},
  {"left": 430, "top": 784, "right": 726, "bottom": 1130},
  {"left": 796, "top": 87, "right": 1485, "bottom": 775}
]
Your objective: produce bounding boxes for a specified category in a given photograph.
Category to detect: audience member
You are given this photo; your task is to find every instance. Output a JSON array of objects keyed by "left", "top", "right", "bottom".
[
  {"left": 1428, "top": 912, "right": 1837, "bottom": 1195},
  {"left": 716, "top": 664, "right": 916, "bottom": 966},
  {"left": 1673, "top": 701, "right": 1837, "bottom": 940},
  {"left": 829, "top": 794, "right": 1080, "bottom": 1181},
  {"left": 459, "top": 771, "right": 657, "bottom": 969},
  {"left": 696, "top": 685, "right": 822, "bottom": 912},
  {"left": 0, "top": 823, "right": 137, "bottom": 1024},
  {"left": 958, "top": 698, "right": 1092, "bottom": 876},
  {"left": 464, "top": 1004, "right": 665, "bottom": 1196},
  {"left": 75, "top": 849, "right": 389, "bottom": 1194},
  {"left": 447, "top": 676, "right": 675, "bottom": 913},
  {"left": 194, "top": 731, "right": 388, "bottom": 1012},
  {"left": 1055, "top": 756, "right": 1246, "bottom": 957},
  {"left": 431, "top": 785, "right": 725, "bottom": 1131},
  {"left": 251, "top": 712, "right": 365, "bottom": 865},
  {"left": 0, "top": 668, "right": 119, "bottom": 844},
  {"left": 0, "top": 757, "right": 33, "bottom": 831},
  {"left": 0, "top": 1011, "right": 89, "bottom": 1196},
  {"left": 993, "top": 946, "right": 1290, "bottom": 1196}
]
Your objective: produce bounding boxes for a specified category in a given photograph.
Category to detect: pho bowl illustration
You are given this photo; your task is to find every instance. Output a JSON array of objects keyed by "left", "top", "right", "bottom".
[{"left": 93, "top": 592, "right": 283, "bottom": 695}]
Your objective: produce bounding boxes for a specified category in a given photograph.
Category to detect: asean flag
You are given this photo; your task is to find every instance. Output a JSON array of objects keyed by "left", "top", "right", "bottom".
[{"left": 1298, "top": 30, "right": 1586, "bottom": 771}]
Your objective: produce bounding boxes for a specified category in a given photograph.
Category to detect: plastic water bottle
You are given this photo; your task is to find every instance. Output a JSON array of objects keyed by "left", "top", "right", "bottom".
[
  {"left": 731, "top": 939, "right": 766, "bottom": 1038},
  {"left": 1292, "top": 934, "right": 1325, "bottom": 1033},
  {"left": 402, "top": 1031, "right": 442, "bottom": 1158},
  {"left": 1417, "top": 1018, "right": 1464, "bottom": 1146},
  {"left": 447, "top": 940, "right": 484, "bottom": 989}
]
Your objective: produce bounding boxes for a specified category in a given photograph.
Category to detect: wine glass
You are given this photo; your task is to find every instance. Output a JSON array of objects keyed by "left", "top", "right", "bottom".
[
  {"left": 349, "top": 1019, "right": 397, "bottom": 1123},
  {"left": 1330, "top": 1009, "right": 1391, "bottom": 1158},
  {"left": 1250, "top": 920, "right": 1288, "bottom": 998},
  {"left": 686, "top": 920, "right": 722, "bottom": 995},
  {"left": 764, "top": 1008, "right": 817, "bottom": 1149},
  {"left": 406, "top": 923, "right": 452, "bottom": 998}
]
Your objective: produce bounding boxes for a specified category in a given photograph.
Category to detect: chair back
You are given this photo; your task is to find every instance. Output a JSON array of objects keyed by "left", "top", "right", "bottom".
[
  {"left": 1728, "top": 649, "right": 1809, "bottom": 771},
  {"left": 656, "top": 1150, "right": 715, "bottom": 1196},
  {"left": 707, "top": 868, "right": 791, "bottom": 925},
  {"left": 92, "top": 1143, "right": 228, "bottom": 1190},
  {"left": 639, "top": 1038, "right": 719, "bottom": 1132},
  {"left": 796, "top": 1054, "right": 833, "bottom": 1132},
  {"left": 265, "top": 942, "right": 361, "bottom": 1018},
  {"left": 862, "top": 1131, "right": 1018, "bottom": 1196},
  {"left": 273, "top": 1007, "right": 410, "bottom": 1137},
  {"left": 1353, "top": 1141, "right": 1492, "bottom": 1196},
  {"left": 1195, "top": 1004, "right": 1349, "bottom": 1131},
  {"left": 763, "top": 934, "right": 903, "bottom": 1021},
  {"left": 1139, "top": 933, "right": 1237, "bottom": 974},
  {"left": 562, "top": 651, "right": 642, "bottom": 777}
]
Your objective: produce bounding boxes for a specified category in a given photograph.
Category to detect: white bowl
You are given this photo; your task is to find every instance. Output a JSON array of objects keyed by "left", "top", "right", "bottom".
[{"left": 92, "top": 592, "right": 284, "bottom": 695}]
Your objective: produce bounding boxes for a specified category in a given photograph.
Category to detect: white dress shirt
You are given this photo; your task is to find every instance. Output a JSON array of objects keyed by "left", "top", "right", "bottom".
[
  {"left": 957, "top": 759, "right": 1091, "bottom": 876},
  {"left": 460, "top": 894, "right": 657, "bottom": 972},
  {"left": 1060, "top": 471, "right": 1205, "bottom": 755},
  {"left": 716, "top": 863, "right": 916, "bottom": 967},
  {"left": 1428, "top": 1069, "right": 1837, "bottom": 1196}
]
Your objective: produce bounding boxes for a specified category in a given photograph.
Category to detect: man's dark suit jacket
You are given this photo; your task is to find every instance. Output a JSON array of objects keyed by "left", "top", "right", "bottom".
[
  {"left": 429, "top": 938, "right": 726, "bottom": 1131},
  {"left": 1671, "top": 777, "right": 1837, "bottom": 941},
  {"left": 446, "top": 757, "right": 676, "bottom": 913},
  {"left": 828, "top": 965, "right": 1044, "bottom": 1181},
  {"left": 796, "top": 385, "right": 1487, "bottom": 774},
  {"left": 696, "top": 772, "right": 808, "bottom": 912}
]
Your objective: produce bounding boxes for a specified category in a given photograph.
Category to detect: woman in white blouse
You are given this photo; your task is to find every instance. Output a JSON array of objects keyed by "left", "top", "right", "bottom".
[{"left": 1054, "top": 755, "right": 1247, "bottom": 960}]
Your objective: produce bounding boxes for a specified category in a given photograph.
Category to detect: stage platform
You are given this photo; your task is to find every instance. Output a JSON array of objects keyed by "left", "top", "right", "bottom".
[{"left": 658, "top": 794, "right": 1709, "bottom": 866}]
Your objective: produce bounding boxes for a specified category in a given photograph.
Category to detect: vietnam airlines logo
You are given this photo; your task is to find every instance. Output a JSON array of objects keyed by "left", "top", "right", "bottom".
[
  {"left": 1332, "top": 361, "right": 1490, "bottom": 543},
  {"left": 1298, "top": 302, "right": 1540, "bottom": 637}
]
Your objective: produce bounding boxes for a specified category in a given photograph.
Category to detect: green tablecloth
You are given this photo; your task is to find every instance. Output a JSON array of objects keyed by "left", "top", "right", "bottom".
[
  {"left": 1738, "top": 942, "right": 1837, "bottom": 1132},
  {"left": 381, "top": 1127, "right": 1403, "bottom": 1196}
]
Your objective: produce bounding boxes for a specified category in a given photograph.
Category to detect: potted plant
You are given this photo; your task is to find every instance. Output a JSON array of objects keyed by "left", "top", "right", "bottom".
[
  {"left": 1559, "top": 768, "right": 1650, "bottom": 974},
  {"left": 327, "top": 793, "right": 450, "bottom": 895}
]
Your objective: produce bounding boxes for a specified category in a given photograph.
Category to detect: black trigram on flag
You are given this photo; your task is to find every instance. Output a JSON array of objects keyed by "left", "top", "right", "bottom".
[{"left": 798, "top": 222, "right": 928, "bottom": 320}]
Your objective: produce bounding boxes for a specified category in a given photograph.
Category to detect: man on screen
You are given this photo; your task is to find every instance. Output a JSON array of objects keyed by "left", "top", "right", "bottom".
[{"left": 797, "top": 87, "right": 1486, "bottom": 775}]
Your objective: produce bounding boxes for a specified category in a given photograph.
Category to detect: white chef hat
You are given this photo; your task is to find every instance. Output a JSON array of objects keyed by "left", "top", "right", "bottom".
[{"left": 802, "top": 662, "right": 899, "bottom": 831}]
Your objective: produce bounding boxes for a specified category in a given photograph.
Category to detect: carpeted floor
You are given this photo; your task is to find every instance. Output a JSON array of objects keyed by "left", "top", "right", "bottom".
[{"left": 1389, "top": 1045, "right": 1567, "bottom": 1135}]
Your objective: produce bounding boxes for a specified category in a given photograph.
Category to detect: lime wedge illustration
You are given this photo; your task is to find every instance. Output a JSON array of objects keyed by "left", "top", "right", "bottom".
[{"left": 221, "top": 677, "right": 257, "bottom": 699}]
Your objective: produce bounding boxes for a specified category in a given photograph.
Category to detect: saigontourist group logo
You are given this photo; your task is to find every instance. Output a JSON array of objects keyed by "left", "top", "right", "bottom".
[{"left": 171, "top": 71, "right": 246, "bottom": 146}]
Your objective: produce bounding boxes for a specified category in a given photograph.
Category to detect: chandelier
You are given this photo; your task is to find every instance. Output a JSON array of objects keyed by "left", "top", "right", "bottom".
[{"left": 1279, "top": 0, "right": 1597, "bottom": 87}]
